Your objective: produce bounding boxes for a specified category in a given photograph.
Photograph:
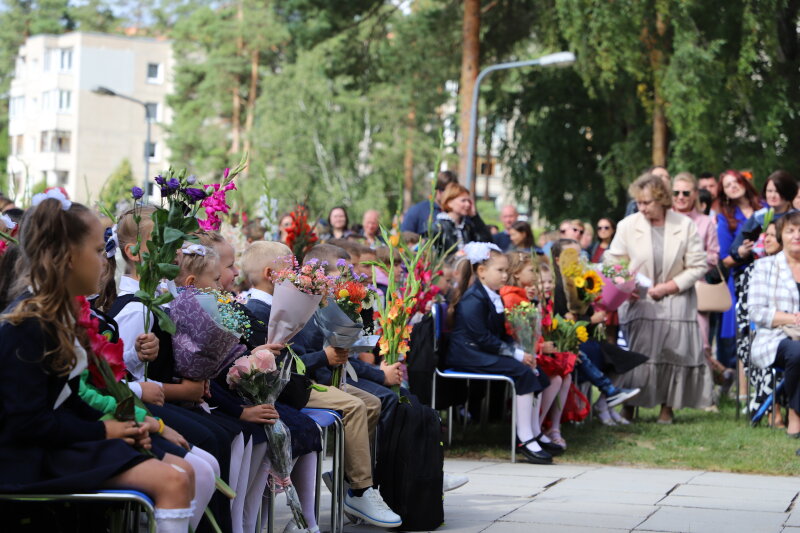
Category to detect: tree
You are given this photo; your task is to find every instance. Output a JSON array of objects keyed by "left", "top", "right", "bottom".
[{"left": 99, "top": 158, "right": 136, "bottom": 215}]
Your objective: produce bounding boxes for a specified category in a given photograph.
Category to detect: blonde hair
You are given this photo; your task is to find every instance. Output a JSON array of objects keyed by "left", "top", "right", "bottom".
[
  {"left": 175, "top": 243, "right": 219, "bottom": 286},
  {"left": 241, "top": 241, "right": 292, "bottom": 285},
  {"left": 116, "top": 206, "right": 156, "bottom": 272},
  {"left": 506, "top": 251, "right": 533, "bottom": 287},
  {"left": 629, "top": 172, "right": 672, "bottom": 208},
  {"left": 673, "top": 171, "right": 700, "bottom": 210}
]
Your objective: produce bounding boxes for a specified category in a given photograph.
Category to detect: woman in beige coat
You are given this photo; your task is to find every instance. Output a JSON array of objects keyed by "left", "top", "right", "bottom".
[{"left": 606, "top": 173, "right": 713, "bottom": 423}]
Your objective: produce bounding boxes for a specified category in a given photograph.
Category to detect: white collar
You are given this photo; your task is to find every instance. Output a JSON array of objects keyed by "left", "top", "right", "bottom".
[
  {"left": 482, "top": 283, "right": 505, "bottom": 313},
  {"left": 118, "top": 275, "right": 140, "bottom": 296},
  {"left": 247, "top": 288, "right": 273, "bottom": 306}
]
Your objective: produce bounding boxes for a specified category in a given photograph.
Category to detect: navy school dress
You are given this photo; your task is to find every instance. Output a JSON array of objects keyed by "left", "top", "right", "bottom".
[
  {"left": 445, "top": 282, "right": 548, "bottom": 395},
  {"left": 0, "top": 307, "right": 148, "bottom": 493}
]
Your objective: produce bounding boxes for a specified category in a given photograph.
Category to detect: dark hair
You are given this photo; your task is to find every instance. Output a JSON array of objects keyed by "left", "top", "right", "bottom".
[
  {"left": 327, "top": 206, "right": 349, "bottom": 232},
  {"left": 2, "top": 208, "right": 23, "bottom": 224},
  {"left": 436, "top": 170, "right": 458, "bottom": 192},
  {"left": 718, "top": 169, "right": 762, "bottom": 232},
  {"left": 0, "top": 243, "right": 21, "bottom": 310},
  {"left": 510, "top": 221, "right": 534, "bottom": 249},
  {"left": 446, "top": 251, "right": 504, "bottom": 327},
  {"left": 698, "top": 172, "right": 716, "bottom": 182},
  {"left": 763, "top": 170, "right": 798, "bottom": 203},
  {"left": 550, "top": 238, "right": 580, "bottom": 262},
  {"left": 304, "top": 243, "right": 350, "bottom": 274},
  {"left": 776, "top": 211, "right": 800, "bottom": 245},
  {"left": 698, "top": 189, "right": 712, "bottom": 215}
]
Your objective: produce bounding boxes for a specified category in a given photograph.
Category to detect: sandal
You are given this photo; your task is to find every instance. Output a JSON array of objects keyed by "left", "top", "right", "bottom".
[
  {"left": 593, "top": 402, "right": 616, "bottom": 426},
  {"left": 546, "top": 429, "right": 567, "bottom": 449}
]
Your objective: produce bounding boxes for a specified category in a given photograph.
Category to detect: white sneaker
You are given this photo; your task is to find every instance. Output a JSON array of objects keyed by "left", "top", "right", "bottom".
[
  {"left": 344, "top": 487, "right": 402, "bottom": 528},
  {"left": 443, "top": 473, "right": 469, "bottom": 492},
  {"left": 282, "top": 521, "right": 320, "bottom": 533}
]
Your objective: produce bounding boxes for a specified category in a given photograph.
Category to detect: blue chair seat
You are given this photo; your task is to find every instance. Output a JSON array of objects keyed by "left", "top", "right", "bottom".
[{"left": 301, "top": 408, "right": 343, "bottom": 428}]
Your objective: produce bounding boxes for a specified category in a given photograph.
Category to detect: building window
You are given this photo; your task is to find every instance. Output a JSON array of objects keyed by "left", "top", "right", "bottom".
[
  {"left": 43, "top": 48, "right": 54, "bottom": 71},
  {"left": 479, "top": 158, "right": 495, "bottom": 177},
  {"left": 54, "top": 130, "right": 71, "bottom": 153},
  {"left": 9, "top": 96, "right": 24, "bottom": 119},
  {"left": 146, "top": 141, "right": 158, "bottom": 161},
  {"left": 40, "top": 131, "right": 50, "bottom": 152},
  {"left": 55, "top": 171, "right": 69, "bottom": 186},
  {"left": 146, "top": 63, "right": 162, "bottom": 83},
  {"left": 60, "top": 48, "right": 73, "bottom": 71},
  {"left": 41, "top": 90, "right": 53, "bottom": 111},
  {"left": 145, "top": 102, "right": 160, "bottom": 121},
  {"left": 58, "top": 90, "right": 71, "bottom": 112}
]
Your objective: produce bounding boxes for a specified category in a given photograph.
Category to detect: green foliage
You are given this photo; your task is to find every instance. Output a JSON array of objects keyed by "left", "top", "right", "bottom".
[{"left": 99, "top": 159, "right": 136, "bottom": 215}]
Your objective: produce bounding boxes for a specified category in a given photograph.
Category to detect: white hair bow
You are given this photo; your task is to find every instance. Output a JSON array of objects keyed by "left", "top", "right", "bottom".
[
  {"left": 32, "top": 188, "right": 71, "bottom": 211},
  {"left": 0, "top": 214, "right": 16, "bottom": 231},
  {"left": 181, "top": 243, "right": 207, "bottom": 256},
  {"left": 105, "top": 224, "right": 119, "bottom": 259},
  {"left": 463, "top": 241, "right": 502, "bottom": 265}
]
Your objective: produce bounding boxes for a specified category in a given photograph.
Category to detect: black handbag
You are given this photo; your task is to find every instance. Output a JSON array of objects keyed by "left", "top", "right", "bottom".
[{"left": 277, "top": 372, "right": 312, "bottom": 410}]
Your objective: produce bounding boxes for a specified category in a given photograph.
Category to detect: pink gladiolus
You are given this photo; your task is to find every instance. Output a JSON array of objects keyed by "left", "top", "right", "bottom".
[{"left": 250, "top": 350, "right": 277, "bottom": 372}]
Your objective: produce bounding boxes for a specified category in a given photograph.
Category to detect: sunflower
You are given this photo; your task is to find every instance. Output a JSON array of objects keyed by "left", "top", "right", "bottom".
[
  {"left": 573, "top": 275, "right": 586, "bottom": 288},
  {"left": 583, "top": 271, "right": 603, "bottom": 294},
  {"left": 576, "top": 325, "right": 589, "bottom": 343}
]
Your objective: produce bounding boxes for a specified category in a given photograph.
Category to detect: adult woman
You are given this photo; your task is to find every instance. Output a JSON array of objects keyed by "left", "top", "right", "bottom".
[
  {"left": 748, "top": 212, "right": 800, "bottom": 438},
  {"left": 432, "top": 183, "right": 491, "bottom": 256},
  {"left": 672, "top": 173, "right": 721, "bottom": 378},
  {"left": 606, "top": 173, "right": 712, "bottom": 423},
  {"left": 277, "top": 213, "right": 293, "bottom": 243},
  {"left": 508, "top": 221, "right": 534, "bottom": 253},
  {"left": 590, "top": 218, "right": 616, "bottom": 263},
  {"left": 728, "top": 171, "right": 797, "bottom": 412},
  {"left": 320, "top": 206, "right": 352, "bottom": 241}
]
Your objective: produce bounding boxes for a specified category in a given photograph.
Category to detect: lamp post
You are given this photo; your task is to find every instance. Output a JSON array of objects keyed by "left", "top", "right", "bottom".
[
  {"left": 93, "top": 86, "right": 152, "bottom": 202},
  {"left": 464, "top": 51, "right": 576, "bottom": 192}
]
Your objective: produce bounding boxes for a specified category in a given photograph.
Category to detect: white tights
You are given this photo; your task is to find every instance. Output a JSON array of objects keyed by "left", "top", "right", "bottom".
[
  {"left": 183, "top": 447, "right": 219, "bottom": 530},
  {"left": 515, "top": 393, "right": 543, "bottom": 452}
]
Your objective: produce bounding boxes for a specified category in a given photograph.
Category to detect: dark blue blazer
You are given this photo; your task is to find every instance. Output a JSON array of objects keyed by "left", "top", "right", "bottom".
[
  {"left": 445, "top": 282, "right": 517, "bottom": 368},
  {"left": 493, "top": 231, "right": 512, "bottom": 252}
]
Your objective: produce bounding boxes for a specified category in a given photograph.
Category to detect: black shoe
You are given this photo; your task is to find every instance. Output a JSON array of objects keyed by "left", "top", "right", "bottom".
[
  {"left": 535, "top": 433, "right": 565, "bottom": 456},
  {"left": 516, "top": 437, "right": 553, "bottom": 464}
]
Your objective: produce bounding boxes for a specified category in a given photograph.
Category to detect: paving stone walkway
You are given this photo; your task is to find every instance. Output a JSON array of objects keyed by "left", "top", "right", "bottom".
[{"left": 270, "top": 459, "right": 800, "bottom": 533}]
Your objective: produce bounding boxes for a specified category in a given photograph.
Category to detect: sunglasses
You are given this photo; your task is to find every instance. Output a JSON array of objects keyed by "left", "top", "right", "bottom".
[
  {"left": 597, "top": 225, "right": 611, "bottom": 230},
  {"left": 672, "top": 190, "right": 692, "bottom": 197}
]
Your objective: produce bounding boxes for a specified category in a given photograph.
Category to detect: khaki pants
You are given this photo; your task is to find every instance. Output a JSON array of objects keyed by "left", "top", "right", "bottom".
[{"left": 306, "top": 385, "right": 381, "bottom": 489}]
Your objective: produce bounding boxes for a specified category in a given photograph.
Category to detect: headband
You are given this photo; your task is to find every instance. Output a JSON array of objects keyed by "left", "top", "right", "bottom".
[
  {"left": 32, "top": 188, "right": 71, "bottom": 211},
  {"left": 0, "top": 214, "right": 16, "bottom": 231},
  {"left": 181, "top": 243, "right": 208, "bottom": 256},
  {"left": 463, "top": 241, "right": 502, "bottom": 265},
  {"left": 104, "top": 225, "right": 119, "bottom": 259}
]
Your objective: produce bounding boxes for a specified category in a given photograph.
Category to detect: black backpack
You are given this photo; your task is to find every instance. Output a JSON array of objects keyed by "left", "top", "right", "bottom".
[
  {"left": 407, "top": 311, "right": 466, "bottom": 409},
  {"left": 377, "top": 398, "right": 444, "bottom": 531}
]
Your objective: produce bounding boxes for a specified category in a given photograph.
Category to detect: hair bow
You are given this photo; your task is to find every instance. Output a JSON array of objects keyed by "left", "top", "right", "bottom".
[
  {"left": 463, "top": 241, "right": 502, "bottom": 264},
  {"left": 181, "top": 243, "right": 207, "bottom": 256},
  {"left": 104, "top": 224, "right": 119, "bottom": 259},
  {"left": 32, "top": 188, "right": 72, "bottom": 211},
  {"left": 0, "top": 214, "right": 16, "bottom": 231}
]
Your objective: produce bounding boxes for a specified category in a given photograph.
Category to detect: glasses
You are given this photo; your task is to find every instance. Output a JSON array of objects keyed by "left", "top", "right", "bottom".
[
  {"left": 597, "top": 225, "right": 611, "bottom": 230},
  {"left": 672, "top": 190, "right": 692, "bottom": 197},
  {"left": 574, "top": 228, "right": 584, "bottom": 235}
]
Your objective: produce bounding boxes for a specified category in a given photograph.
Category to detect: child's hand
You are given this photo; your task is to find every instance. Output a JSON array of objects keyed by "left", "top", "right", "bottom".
[
  {"left": 133, "top": 425, "right": 152, "bottom": 450},
  {"left": 161, "top": 425, "right": 190, "bottom": 450},
  {"left": 135, "top": 333, "right": 159, "bottom": 362},
  {"left": 522, "top": 353, "right": 537, "bottom": 369},
  {"left": 103, "top": 420, "right": 142, "bottom": 445},
  {"left": 590, "top": 310, "right": 607, "bottom": 324},
  {"left": 251, "top": 343, "right": 284, "bottom": 356},
  {"left": 324, "top": 345, "right": 349, "bottom": 366},
  {"left": 541, "top": 341, "right": 556, "bottom": 354},
  {"left": 380, "top": 361, "right": 403, "bottom": 386},
  {"left": 140, "top": 382, "right": 165, "bottom": 405},
  {"left": 240, "top": 404, "right": 279, "bottom": 425},
  {"left": 204, "top": 380, "right": 211, "bottom": 398},
  {"left": 181, "top": 380, "right": 206, "bottom": 403}
]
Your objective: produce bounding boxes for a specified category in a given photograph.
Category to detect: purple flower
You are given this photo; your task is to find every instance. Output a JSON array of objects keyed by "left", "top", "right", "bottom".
[
  {"left": 166, "top": 178, "right": 180, "bottom": 191},
  {"left": 154, "top": 175, "right": 166, "bottom": 186},
  {"left": 186, "top": 175, "right": 197, "bottom": 185},
  {"left": 131, "top": 186, "right": 144, "bottom": 200},
  {"left": 184, "top": 187, "right": 206, "bottom": 203},
  {"left": 336, "top": 258, "right": 348, "bottom": 267}
]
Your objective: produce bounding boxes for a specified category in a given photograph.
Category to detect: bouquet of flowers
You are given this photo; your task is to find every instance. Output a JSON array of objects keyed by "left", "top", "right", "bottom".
[
  {"left": 559, "top": 248, "right": 603, "bottom": 315},
  {"left": 171, "top": 287, "right": 251, "bottom": 381},
  {"left": 505, "top": 301, "right": 541, "bottom": 354},
  {"left": 284, "top": 205, "right": 318, "bottom": 263},
  {"left": 226, "top": 350, "right": 307, "bottom": 530},
  {"left": 596, "top": 259, "right": 637, "bottom": 311},
  {"left": 316, "top": 260, "right": 380, "bottom": 388},
  {"left": 544, "top": 314, "right": 590, "bottom": 354},
  {"left": 408, "top": 258, "right": 442, "bottom": 316},
  {"left": 0, "top": 213, "right": 18, "bottom": 256}
]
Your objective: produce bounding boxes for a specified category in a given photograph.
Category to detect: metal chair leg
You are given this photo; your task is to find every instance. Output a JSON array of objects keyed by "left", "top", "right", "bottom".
[
  {"left": 510, "top": 382, "right": 517, "bottom": 464},
  {"left": 447, "top": 405, "right": 453, "bottom": 445}
]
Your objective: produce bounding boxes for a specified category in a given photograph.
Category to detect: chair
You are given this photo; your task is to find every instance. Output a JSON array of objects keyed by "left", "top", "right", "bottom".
[
  {"left": 0, "top": 489, "right": 157, "bottom": 532},
  {"left": 301, "top": 407, "right": 345, "bottom": 533},
  {"left": 430, "top": 303, "right": 518, "bottom": 463},
  {"left": 751, "top": 367, "right": 784, "bottom": 427}
]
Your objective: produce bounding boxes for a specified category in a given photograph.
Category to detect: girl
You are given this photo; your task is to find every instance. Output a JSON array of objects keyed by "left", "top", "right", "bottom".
[
  {"left": 0, "top": 197, "right": 193, "bottom": 533},
  {"left": 502, "top": 253, "right": 574, "bottom": 449},
  {"left": 445, "top": 242, "right": 556, "bottom": 464},
  {"left": 198, "top": 231, "right": 324, "bottom": 533}
]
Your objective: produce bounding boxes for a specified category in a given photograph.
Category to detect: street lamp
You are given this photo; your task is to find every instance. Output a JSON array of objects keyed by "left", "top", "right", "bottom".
[
  {"left": 92, "top": 86, "right": 152, "bottom": 202},
  {"left": 464, "top": 51, "right": 576, "bottom": 192}
]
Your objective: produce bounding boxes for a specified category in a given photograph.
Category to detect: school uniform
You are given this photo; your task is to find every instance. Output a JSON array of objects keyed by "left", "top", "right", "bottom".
[{"left": 445, "top": 282, "right": 549, "bottom": 395}]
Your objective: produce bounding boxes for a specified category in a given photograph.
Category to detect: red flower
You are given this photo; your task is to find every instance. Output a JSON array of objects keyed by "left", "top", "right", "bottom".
[{"left": 76, "top": 297, "right": 127, "bottom": 388}]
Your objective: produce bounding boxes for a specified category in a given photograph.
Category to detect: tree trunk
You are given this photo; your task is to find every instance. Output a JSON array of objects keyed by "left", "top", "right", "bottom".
[
  {"left": 649, "top": 10, "right": 669, "bottom": 166},
  {"left": 243, "top": 47, "right": 259, "bottom": 157},
  {"left": 229, "top": 0, "right": 244, "bottom": 154},
  {"left": 458, "top": 0, "right": 480, "bottom": 191},
  {"left": 403, "top": 103, "right": 416, "bottom": 210}
]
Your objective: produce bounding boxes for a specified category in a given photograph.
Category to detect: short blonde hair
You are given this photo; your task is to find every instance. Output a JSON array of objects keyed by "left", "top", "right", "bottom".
[
  {"left": 673, "top": 171, "right": 700, "bottom": 210},
  {"left": 629, "top": 172, "right": 672, "bottom": 208},
  {"left": 240, "top": 241, "right": 292, "bottom": 285}
]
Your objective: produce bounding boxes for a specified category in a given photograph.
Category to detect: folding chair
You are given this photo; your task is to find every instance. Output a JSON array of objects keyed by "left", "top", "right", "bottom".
[{"left": 301, "top": 408, "right": 345, "bottom": 533}]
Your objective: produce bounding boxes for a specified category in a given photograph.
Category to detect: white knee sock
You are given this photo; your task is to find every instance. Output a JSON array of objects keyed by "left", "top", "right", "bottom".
[
  {"left": 154, "top": 507, "right": 192, "bottom": 533},
  {"left": 530, "top": 395, "right": 551, "bottom": 443},
  {"left": 515, "top": 393, "right": 542, "bottom": 452},
  {"left": 243, "top": 442, "right": 269, "bottom": 533},
  {"left": 231, "top": 436, "right": 253, "bottom": 533},
  {"left": 228, "top": 433, "right": 245, "bottom": 497},
  {"left": 291, "top": 453, "right": 319, "bottom": 530},
  {"left": 183, "top": 450, "right": 217, "bottom": 530},
  {"left": 190, "top": 445, "right": 221, "bottom": 477}
]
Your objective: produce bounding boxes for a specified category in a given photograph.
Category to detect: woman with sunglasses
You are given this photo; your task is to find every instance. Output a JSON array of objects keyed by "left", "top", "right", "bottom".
[{"left": 590, "top": 218, "right": 616, "bottom": 263}]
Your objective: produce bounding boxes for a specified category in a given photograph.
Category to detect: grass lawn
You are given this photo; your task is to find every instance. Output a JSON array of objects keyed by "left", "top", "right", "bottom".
[{"left": 443, "top": 395, "right": 800, "bottom": 476}]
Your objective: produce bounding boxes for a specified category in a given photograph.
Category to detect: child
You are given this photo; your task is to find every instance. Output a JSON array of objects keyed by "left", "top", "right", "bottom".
[
  {"left": 0, "top": 196, "right": 194, "bottom": 532},
  {"left": 445, "top": 242, "right": 555, "bottom": 464},
  {"left": 241, "top": 241, "right": 402, "bottom": 529},
  {"left": 502, "top": 252, "right": 573, "bottom": 450}
]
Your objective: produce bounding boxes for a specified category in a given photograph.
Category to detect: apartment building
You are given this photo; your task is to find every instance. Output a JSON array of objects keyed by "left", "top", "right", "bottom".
[{"left": 6, "top": 32, "right": 173, "bottom": 204}]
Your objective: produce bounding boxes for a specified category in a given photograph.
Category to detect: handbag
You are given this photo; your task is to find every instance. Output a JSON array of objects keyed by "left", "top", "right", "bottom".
[
  {"left": 695, "top": 264, "right": 732, "bottom": 313},
  {"left": 277, "top": 372, "right": 312, "bottom": 410}
]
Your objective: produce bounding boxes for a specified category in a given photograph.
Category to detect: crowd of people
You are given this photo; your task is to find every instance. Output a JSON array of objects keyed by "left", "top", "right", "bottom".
[{"left": 1, "top": 163, "right": 799, "bottom": 533}]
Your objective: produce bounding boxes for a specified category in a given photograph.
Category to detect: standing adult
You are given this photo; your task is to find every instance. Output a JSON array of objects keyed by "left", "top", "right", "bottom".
[
  {"left": 361, "top": 210, "right": 382, "bottom": 248},
  {"left": 606, "top": 172, "right": 712, "bottom": 423},
  {"left": 320, "top": 206, "right": 353, "bottom": 242},
  {"left": 493, "top": 205, "right": 519, "bottom": 251},
  {"left": 432, "top": 183, "right": 491, "bottom": 257},
  {"left": 625, "top": 166, "right": 671, "bottom": 217},
  {"left": 542, "top": 220, "right": 584, "bottom": 256},
  {"left": 400, "top": 170, "right": 458, "bottom": 236},
  {"left": 590, "top": 218, "right": 616, "bottom": 263},
  {"left": 698, "top": 172, "right": 721, "bottom": 216}
]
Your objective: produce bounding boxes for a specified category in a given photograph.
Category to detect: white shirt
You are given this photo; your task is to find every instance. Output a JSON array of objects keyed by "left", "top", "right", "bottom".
[
  {"left": 482, "top": 283, "right": 525, "bottom": 362},
  {"left": 116, "top": 276, "right": 162, "bottom": 388},
  {"left": 247, "top": 288, "right": 273, "bottom": 307}
]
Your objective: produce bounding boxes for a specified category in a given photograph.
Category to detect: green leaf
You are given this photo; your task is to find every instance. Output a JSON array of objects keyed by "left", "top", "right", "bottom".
[
  {"left": 158, "top": 262, "right": 181, "bottom": 279},
  {"left": 134, "top": 290, "right": 153, "bottom": 302},
  {"left": 310, "top": 384, "right": 328, "bottom": 392},
  {"left": 163, "top": 227, "right": 185, "bottom": 244},
  {"left": 153, "top": 307, "right": 176, "bottom": 334},
  {"left": 152, "top": 292, "right": 175, "bottom": 306}
]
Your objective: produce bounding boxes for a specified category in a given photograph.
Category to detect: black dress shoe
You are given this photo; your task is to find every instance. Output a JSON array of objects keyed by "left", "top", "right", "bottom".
[
  {"left": 516, "top": 437, "right": 553, "bottom": 464},
  {"left": 535, "top": 433, "right": 565, "bottom": 456}
]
